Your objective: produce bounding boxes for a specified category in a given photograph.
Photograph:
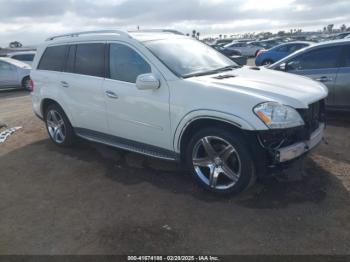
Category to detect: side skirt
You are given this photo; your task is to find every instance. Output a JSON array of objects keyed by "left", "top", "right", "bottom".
[{"left": 74, "top": 127, "right": 180, "bottom": 161}]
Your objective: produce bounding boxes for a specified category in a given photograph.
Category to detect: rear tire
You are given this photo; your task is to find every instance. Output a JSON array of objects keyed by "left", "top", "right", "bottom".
[
  {"left": 21, "top": 76, "right": 31, "bottom": 91},
  {"left": 44, "top": 103, "right": 74, "bottom": 147},
  {"left": 185, "top": 127, "right": 255, "bottom": 195}
]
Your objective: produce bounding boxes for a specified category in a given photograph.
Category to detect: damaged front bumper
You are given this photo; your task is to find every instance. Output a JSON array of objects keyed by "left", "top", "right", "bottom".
[{"left": 275, "top": 123, "right": 324, "bottom": 163}]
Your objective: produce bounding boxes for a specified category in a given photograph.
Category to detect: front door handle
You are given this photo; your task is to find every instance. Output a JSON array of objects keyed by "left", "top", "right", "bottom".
[
  {"left": 315, "top": 76, "right": 333, "bottom": 83},
  {"left": 105, "top": 90, "right": 119, "bottom": 99},
  {"left": 60, "top": 81, "right": 69, "bottom": 88}
]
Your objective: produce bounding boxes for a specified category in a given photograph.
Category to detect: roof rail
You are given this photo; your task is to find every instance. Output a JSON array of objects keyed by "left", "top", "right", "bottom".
[
  {"left": 46, "top": 30, "right": 130, "bottom": 41},
  {"left": 129, "top": 29, "right": 184, "bottom": 35}
]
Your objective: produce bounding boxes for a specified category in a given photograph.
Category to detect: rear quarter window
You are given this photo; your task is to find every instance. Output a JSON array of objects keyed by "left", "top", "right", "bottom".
[{"left": 38, "top": 46, "right": 68, "bottom": 71}]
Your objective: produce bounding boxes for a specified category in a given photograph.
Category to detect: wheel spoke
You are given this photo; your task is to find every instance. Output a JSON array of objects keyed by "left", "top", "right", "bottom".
[
  {"left": 193, "top": 157, "right": 213, "bottom": 167},
  {"left": 57, "top": 128, "right": 64, "bottom": 140},
  {"left": 219, "top": 145, "right": 235, "bottom": 161},
  {"left": 201, "top": 137, "right": 216, "bottom": 158},
  {"left": 47, "top": 120, "right": 55, "bottom": 128},
  {"left": 57, "top": 119, "right": 64, "bottom": 127},
  {"left": 221, "top": 163, "right": 239, "bottom": 182},
  {"left": 209, "top": 167, "right": 219, "bottom": 188},
  {"left": 51, "top": 111, "right": 59, "bottom": 124},
  {"left": 53, "top": 128, "right": 60, "bottom": 141}
]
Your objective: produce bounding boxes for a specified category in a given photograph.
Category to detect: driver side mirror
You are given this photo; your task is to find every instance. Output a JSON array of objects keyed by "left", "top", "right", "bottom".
[{"left": 136, "top": 73, "right": 160, "bottom": 90}]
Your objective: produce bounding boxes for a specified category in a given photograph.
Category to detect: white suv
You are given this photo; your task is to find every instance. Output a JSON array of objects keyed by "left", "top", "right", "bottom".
[{"left": 31, "top": 30, "right": 328, "bottom": 195}]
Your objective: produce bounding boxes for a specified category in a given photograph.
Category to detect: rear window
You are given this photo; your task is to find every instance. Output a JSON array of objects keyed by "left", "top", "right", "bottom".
[
  {"left": 12, "top": 54, "right": 35, "bottom": 61},
  {"left": 38, "top": 46, "right": 67, "bottom": 71},
  {"left": 74, "top": 43, "right": 105, "bottom": 77}
]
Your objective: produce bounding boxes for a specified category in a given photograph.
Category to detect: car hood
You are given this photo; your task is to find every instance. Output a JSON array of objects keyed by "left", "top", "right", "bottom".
[{"left": 187, "top": 66, "right": 328, "bottom": 108}]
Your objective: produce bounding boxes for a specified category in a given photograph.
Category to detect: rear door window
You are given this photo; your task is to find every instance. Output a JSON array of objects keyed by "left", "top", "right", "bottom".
[
  {"left": 38, "top": 45, "right": 68, "bottom": 71},
  {"left": 108, "top": 43, "right": 151, "bottom": 83},
  {"left": 74, "top": 43, "right": 105, "bottom": 77}
]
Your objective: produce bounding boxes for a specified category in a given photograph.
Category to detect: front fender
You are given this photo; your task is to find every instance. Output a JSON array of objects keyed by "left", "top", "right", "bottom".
[{"left": 173, "top": 109, "right": 260, "bottom": 153}]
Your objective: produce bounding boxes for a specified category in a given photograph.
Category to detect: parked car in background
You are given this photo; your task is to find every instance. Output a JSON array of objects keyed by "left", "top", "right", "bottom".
[
  {"left": 31, "top": 30, "right": 327, "bottom": 195},
  {"left": 0, "top": 57, "right": 31, "bottom": 90},
  {"left": 332, "top": 32, "right": 350, "bottom": 40},
  {"left": 212, "top": 39, "right": 234, "bottom": 47},
  {"left": 255, "top": 42, "right": 312, "bottom": 66},
  {"left": 269, "top": 39, "right": 350, "bottom": 111},
  {"left": 222, "top": 41, "right": 261, "bottom": 57},
  {"left": 249, "top": 39, "right": 285, "bottom": 50},
  {"left": 208, "top": 44, "right": 247, "bottom": 65},
  {"left": 6, "top": 51, "right": 36, "bottom": 66}
]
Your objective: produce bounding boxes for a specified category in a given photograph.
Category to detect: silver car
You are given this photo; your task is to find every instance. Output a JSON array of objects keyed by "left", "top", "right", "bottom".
[
  {"left": 269, "top": 39, "right": 350, "bottom": 111},
  {"left": 0, "top": 57, "right": 31, "bottom": 91},
  {"left": 6, "top": 51, "right": 36, "bottom": 66}
]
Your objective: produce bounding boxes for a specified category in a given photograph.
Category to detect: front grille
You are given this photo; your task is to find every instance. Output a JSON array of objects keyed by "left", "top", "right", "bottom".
[{"left": 297, "top": 99, "right": 325, "bottom": 139}]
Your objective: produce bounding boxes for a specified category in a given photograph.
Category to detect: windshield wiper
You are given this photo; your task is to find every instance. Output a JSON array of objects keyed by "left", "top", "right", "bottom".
[
  {"left": 215, "top": 65, "right": 241, "bottom": 72},
  {"left": 182, "top": 65, "right": 240, "bottom": 78}
]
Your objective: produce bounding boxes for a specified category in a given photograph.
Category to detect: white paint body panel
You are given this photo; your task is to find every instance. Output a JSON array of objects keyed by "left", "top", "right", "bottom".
[{"left": 30, "top": 32, "right": 328, "bottom": 155}]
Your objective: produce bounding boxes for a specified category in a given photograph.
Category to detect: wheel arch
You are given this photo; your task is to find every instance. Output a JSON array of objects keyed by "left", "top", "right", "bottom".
[
  {"left": 41, "top": 98, "right": 59, "bottom": 116},
  {"left": 21, "top": 75, "right": 30, "bottom": 87},
  {"left": 40, "top": 98, "right": 73, "bottom": 125},
  {"left": 173, "top": 110, "right": 257, "bottom": 158}
]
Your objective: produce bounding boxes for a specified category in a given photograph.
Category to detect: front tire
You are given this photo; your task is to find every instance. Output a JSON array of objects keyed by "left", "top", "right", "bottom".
[
  {"left": 45, "top": 104, "right": 74, "bottom": 147},
  {"left": 186, "top": 128, "right": 255, "bottom": 195}
]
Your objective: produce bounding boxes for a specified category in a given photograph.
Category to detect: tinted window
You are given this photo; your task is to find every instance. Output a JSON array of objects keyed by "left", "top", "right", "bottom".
[
  {"left": 289, "top": 44, "right": 307, "bottom": 53},
  {"left": 75, "top": 43, "right": 105, "bottom": 77},
  {"left": 109, "top": 43, "right": 151, "bottom": 83},
  {"left": 287, "top": 46, "right": 341, "bottom": 70},
  {"left": 341, "top": 45, "right": 350, "bottom": 67},
  {"left": 65, "top": 45, "right": 76, "bottom": 73},
  {"left": 12, "top": 54, "right": 34, "bottom": 61},
  {"left": 275, "top": 45, "right": 290, "bottom": 52},
  {"left": 38, "top": 46, "right": 67, "bottom": 71}
]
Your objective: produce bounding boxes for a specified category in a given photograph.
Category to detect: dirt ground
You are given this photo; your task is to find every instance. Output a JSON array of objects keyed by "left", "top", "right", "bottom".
[{"left": 0, "top": 90, "right": 350, "bottom": 255}]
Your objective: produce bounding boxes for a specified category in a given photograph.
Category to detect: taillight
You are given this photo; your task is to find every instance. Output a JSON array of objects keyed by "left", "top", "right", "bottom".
[
  {"left": 256, "top": 50, "right": 263, "bottom": 57},
  {"left": 29, "top": 78, "right": 34, "bottom": 92}
]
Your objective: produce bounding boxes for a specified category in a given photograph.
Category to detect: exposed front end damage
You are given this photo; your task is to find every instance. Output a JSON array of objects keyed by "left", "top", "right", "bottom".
[{"left": 249, "top": 99, "right": 326, "bottom": 174}]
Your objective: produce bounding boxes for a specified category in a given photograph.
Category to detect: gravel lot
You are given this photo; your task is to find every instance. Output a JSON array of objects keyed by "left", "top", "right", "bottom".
[{"left": 0, "top": 89, "right": 350, "bottom": 255}]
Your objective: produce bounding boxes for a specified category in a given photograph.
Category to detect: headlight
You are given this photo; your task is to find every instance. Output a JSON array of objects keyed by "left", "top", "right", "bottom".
[{"left": 254, "top": 102, "right": 304, "bottom": 129}]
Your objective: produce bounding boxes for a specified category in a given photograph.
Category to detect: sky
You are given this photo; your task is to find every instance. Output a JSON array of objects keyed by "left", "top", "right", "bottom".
[{"left": 0, "top": 0, "right": 349, "bottom": 47}]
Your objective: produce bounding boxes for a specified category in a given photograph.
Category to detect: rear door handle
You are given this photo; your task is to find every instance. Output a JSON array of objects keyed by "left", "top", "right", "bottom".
[
  {"left": 60, "top": 81, "right": 69, "bottom": 88},
  {"left": 315, "top": 76, "right": 333, "bottom": 83},
  {"left": 105, "top": 90, "right": 119, "bottom": 99}
]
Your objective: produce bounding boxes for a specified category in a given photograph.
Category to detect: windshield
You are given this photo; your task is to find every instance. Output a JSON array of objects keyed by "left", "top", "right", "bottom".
[{"left": 144, "top": 38, "right": 238, "bottom": 78}]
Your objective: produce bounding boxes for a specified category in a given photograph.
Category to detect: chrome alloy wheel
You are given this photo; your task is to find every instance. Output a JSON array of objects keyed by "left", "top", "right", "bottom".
[
  {"left": 192, "top": 136, "right": 241, "bottom": 190},
  {"left": 46, "top": 110, "right": 66, "bottom": 144}
]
